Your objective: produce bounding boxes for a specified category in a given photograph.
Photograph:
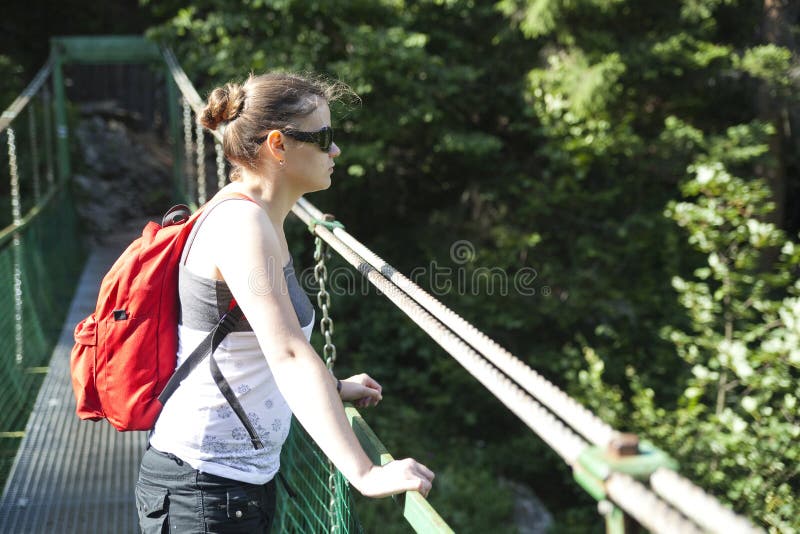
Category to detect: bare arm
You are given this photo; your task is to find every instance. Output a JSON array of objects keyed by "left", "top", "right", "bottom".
[{"left": 208, "top": 201, "right": 433, "bottom": 497}]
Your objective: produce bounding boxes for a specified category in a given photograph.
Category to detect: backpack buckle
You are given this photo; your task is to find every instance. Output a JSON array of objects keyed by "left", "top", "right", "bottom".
[{"left": 162, "top": 204, "right": 191, "bottom": 227}]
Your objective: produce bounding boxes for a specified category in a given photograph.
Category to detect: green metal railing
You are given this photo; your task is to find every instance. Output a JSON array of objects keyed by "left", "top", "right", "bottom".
[{"left": 0, "top": 57, "right": 86, "bottom": 485}]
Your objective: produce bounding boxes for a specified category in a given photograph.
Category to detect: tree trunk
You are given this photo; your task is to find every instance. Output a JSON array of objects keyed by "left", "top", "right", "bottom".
[{"left": 758, "top": 0, "right": 797, "bottom": 231}]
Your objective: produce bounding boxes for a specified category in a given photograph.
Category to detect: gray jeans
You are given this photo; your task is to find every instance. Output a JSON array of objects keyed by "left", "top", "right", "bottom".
[{"left": 135, "top": 447, "right": 276, "bottom": 533}]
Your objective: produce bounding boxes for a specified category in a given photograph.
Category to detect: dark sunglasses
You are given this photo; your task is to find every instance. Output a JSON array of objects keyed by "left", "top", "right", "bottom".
[{"left": 256, "top": 126, "right": 334, "bottom": 153}]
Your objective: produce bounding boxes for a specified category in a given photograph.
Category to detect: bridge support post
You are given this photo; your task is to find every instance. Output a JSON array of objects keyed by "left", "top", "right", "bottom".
[{"left": 50, "top": 39, "right": 70, "bottom": 182}]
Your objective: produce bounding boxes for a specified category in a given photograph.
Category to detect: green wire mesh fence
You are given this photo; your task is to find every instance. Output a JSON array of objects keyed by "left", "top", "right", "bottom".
[
  {"left": 0, "top": 56, "right": 86, "bottom": 488},
  {"left": 275, "top": 420, "right": 363, "bottom": 533},
  {"left": 0, "top": 182, "right": 85, "bottom": 486}
]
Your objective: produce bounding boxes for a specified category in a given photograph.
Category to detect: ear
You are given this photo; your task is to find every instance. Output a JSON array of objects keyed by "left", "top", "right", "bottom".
[{"left": 264, "top": 130, "right": 286, "bottom": 164}]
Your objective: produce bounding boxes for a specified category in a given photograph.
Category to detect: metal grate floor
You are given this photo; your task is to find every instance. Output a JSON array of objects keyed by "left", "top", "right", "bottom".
[{"left": 0, "top": 246, "right": 147, "bottom": 534}]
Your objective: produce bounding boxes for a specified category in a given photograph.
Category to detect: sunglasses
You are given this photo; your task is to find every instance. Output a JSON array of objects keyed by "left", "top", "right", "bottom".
[{"left": 257, "top": 126, "right": 334, "bottom": 153}]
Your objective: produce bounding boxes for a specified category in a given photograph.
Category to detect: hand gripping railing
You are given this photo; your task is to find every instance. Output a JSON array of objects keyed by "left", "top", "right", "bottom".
[{"left": 160, "top": 46, "right": 763, "bottom": 533}]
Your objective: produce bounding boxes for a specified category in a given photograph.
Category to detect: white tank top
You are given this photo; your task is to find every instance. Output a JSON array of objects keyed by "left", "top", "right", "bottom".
[
  {"left": 149, "top": 315, "right": 313, "bottom": 484},
  {"left": 149, "top": 199, "right": 315, "bottom": 484}
]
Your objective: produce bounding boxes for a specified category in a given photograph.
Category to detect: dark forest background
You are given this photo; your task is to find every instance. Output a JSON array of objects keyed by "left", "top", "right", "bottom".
[{"left": 2, "top": 1, "right": 798, "bottom": 532}]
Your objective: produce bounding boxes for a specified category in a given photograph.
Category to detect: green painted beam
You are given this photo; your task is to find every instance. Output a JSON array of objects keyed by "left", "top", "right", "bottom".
[
  {"left": 579, "top": 442, "right": 677, "bottom": 483},
  {"left": 50, "top": 36, "right": 161, "bottom": 64},
  {"left": 344, "top": 405, "right": 454, "bottom": 534},
  {"left": 50, "top": 45, "right": 70, "bottom": 181}
]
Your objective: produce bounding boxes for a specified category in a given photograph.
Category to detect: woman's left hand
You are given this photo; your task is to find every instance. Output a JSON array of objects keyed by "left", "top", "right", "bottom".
[{"left": 339, "top": 373, "right": 383, "bottom": 408}]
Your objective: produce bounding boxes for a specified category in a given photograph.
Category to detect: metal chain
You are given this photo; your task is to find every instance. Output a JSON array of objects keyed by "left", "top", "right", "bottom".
[
  {"left": 182, "top": 99, "right": 195, "bottom": 203},
  {"left": 8, "top": 129, "right": 21, "bottom": 226},
  {"left": 315, "top": 233, "right": 337, "bottom": 370},
  {"left": 214, "top": 138, "right": 226, "bottom": 192},
  {"left": 195, "top": 116, "right": 207, "bottom": 205},
  {"left": 313, "top": 227, "right": 338, "bottom": 534},
  {"left": 7, "top": 128, "right": 23, "bottom": 365},
  {"left": 27, "top": 106, "right": 40, "bottom": 200}
]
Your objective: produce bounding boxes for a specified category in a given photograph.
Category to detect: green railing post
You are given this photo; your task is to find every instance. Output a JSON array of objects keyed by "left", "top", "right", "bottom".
[
  {"left": 573, "top": 434, "right": 677, "bottom": 534},
  {"left": 50, "top": 40, "right": 70, "bottom": 181},
  {"left": 344, "top": 405, "right": 454, "bottom": 533},
  {"left": 165, "top": 67, "right": 184, "bottom": 203}
]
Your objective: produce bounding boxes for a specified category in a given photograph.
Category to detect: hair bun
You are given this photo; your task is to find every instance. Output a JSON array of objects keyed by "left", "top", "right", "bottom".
[{"left": 200, "top": 83, "right": 246, "bottom": 130}]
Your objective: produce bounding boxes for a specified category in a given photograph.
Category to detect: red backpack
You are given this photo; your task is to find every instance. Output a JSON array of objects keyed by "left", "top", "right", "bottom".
[{"left": 70, "top": 194, "right": 264, "bottom": 448}]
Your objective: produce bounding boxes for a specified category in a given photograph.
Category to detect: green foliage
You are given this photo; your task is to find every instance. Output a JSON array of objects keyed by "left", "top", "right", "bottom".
[
  {"left": 737, "top": 44, "right": 794, "bottom": 89},
  {"left": 142, "top": 0, "right": 799, "bottom": 531},
  {"left": 661, "top": 154, "right": 799, "bottom": 531},
  {"left": 485, "top": 0, "right": 797, "bottom": 530}
]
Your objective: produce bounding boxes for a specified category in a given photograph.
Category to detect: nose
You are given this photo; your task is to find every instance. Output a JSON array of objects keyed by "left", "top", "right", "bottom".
[{"left": 329, "top": 142, "right": 341, "bottom": 158}]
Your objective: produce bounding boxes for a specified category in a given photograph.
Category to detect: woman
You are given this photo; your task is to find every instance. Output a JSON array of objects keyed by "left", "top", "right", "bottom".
[{"left": 135, "top": 73, "right": 434, "bottom": 533}]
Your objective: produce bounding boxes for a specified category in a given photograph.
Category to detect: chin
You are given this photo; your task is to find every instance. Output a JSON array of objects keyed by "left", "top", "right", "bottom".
[{"left": 309, "top": 175, "right": 332, "bottom": 193}]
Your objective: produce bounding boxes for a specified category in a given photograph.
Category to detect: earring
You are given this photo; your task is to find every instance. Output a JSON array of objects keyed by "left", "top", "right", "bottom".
[{"left": 279, "top": 159, "right": 286, "bottom": 167}]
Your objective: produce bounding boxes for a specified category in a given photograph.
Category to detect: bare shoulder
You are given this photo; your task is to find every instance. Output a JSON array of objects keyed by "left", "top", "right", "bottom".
[
  {"left": 205, "top": 199, "right": 278, "bottom": 253},
  {"left": 185, "top": 198, "right": 280, "bottom": 281},
  {"left": 204, "top": 197, "right": 268, "bottom": 232}
]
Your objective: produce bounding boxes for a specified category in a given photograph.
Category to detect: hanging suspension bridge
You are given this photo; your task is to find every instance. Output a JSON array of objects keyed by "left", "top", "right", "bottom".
[{"left": 0, "top": 36, "right": 765, "bottom": 533}]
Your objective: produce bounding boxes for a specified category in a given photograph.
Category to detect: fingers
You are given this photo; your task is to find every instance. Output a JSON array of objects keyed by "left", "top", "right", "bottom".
[
  {"left": 362, "top": 374, "right": 382, "bottom": 394},
  {"left": 400, "top": 458, "right": 434, "bottom": 498},
  {"left": 415, "top": 462, "right": 435, "bottom": 481},
  {"left": 353, "top": 385, "right": 382, "bottom": 408},
  {"left": 357, "top": 459, "right": 435, "bottom": 499},
  {"left": 347, "top": 373, "right": 383, "bottom": 394}
]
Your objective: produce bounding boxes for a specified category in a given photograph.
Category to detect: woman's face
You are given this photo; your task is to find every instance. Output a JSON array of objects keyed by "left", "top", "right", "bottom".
[{"left": 282, "top": 100, "right": 341, "bottom": 194}]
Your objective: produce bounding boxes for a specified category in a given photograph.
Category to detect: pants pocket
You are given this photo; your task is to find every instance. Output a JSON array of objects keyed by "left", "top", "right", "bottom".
[
  {"left": 135, "top": 481, "right": 170, "bottom": 534},
  {"left": 202, "top": 483, "right": 273, "bottom": 533}
]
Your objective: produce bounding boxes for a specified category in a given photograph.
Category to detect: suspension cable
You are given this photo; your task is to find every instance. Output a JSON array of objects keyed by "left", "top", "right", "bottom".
[
  {"left": 293, "top": 203, "right": 764, "bottom": 534},
  {"left": 295, "top": 202, "right": 588, "bottom": 465},
  {"left": 297, "top": 197, "right": 617, "bottom": 449},
  {"left": 214, "top": 138, "right": 226, "bottom": 192},
  {"left": 650, "top": 468, "right": 762, "bottom": 534},
  {"left": 195, "top": 115, "right": 207, "bottom": 205},
  {"left": 7, "top": 128, "right": 24, "bottom": 366},
  {"left": 605, "top": 473, "right": 703, "bottom": 534},
  {"left": 0, "top": 60, "right": 52, "bottom": 134},
  {"left": 182, "top": 99, "right": 195, "bottom": 203},
  {"left": 294, "top": 198, "right": 765, "bottom": 534}
]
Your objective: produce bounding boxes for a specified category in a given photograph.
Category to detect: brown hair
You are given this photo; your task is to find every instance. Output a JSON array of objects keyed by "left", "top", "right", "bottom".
[{"left": 201, "top": 73, "right": 352, "bottom": 180}]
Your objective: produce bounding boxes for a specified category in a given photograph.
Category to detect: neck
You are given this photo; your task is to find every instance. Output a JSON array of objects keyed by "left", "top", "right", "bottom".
[{"left": 226, "top": 167, "right": 301, "bottom": 227}]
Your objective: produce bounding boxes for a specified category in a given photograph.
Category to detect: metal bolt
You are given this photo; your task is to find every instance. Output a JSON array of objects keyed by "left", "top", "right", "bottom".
[
  {"left": 608, "top": 433, "right": 639, "bottom": 458},
  {"left": 235, "top": 510, "right": 243, "bottom": 518}
]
